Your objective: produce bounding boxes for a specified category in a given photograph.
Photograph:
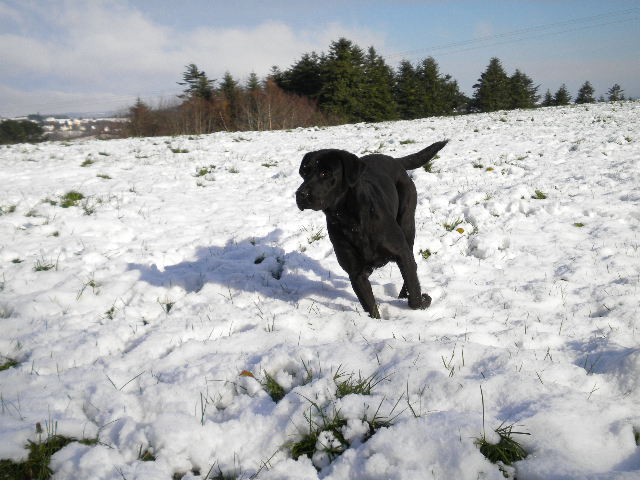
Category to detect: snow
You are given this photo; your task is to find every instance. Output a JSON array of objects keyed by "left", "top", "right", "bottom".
[{"left": 1, "top": 101, "right": 639, "bottom": 479}]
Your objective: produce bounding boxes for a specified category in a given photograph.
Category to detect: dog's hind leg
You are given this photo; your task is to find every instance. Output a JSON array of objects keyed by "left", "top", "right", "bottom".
[{"left": 395, "top": 177, "right": 418, "bottom": 299}]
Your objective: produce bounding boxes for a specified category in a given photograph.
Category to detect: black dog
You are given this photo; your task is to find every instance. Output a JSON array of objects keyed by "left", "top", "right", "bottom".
[{"left": 296, "top": 140, "right": 448, "bottom": 318}]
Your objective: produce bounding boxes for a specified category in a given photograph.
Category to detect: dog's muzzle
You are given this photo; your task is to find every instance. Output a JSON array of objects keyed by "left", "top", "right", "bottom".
[{"left": 296, "top": 187, "right": 312, "bottom": 210}]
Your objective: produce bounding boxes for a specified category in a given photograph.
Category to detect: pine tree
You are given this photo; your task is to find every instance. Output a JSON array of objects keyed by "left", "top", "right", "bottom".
[
  {"left": 318, "top": 38, "right": 367, "bottom": 121},
  {"left": 178, "top": 64, "right": 214, "bottom": 101},
  {"left": 246, "top": 72, "right": 262, "bottom": 92},
  {"left": 553, "top": 84, "right": 572, "bottom": 105},
  {"left": 279, "top": 53, "right": 324, "bottom": 99},
  {"left": 607, "top": 84, "right": 625, "bottom": 101},
  {"left": 416, "top": 57, "right": 443, "bottom": 116},
  {"left": 394, "top": 60, "right": 422, "bottom": 119},
  {"left": 575, "top": 81, "right": 595, "bottom": 104},
  {"left": 359, "top": 46, "right": 397, "bottom": 122},
  {"left": 127, "top": 98, "right": 157, "bottom": 136},
  {"left": 509, "top": 69, "right": 539, "bottom": 109},
  {"left": 542, "top": 89, "right": 554, "bottom": 107},
  {"left": 219, "top": 72, "right": 241, "bottom": 129},
  {"left": 471, "top": 57, "right": 511, "bottom": 112}
]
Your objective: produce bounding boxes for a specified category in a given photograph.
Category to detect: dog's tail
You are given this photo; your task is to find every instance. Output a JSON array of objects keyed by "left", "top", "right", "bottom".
[{"left": 398, "top": 140, "right": 449, "bottom": 170}]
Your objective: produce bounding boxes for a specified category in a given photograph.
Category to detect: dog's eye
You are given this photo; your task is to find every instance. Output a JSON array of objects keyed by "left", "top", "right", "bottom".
[{"left": 319, "top": 171, "right": 328, "bottom": 178}]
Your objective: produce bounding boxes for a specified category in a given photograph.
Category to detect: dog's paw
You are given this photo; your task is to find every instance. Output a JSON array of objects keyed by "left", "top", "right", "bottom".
[
  {"left": 409, "top": 293, "right": 432, "bottom": 310},
  {"left": 420, "top": 293, "right": 432, "bottom": 309}
]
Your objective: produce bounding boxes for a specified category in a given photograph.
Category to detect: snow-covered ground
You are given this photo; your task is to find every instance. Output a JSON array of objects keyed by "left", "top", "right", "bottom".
[{"left": 1, "top": 101, "right": 639, "bottom": 480}]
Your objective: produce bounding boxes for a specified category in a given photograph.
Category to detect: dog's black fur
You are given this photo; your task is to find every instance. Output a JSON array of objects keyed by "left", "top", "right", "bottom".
[{"left": 296, "top": 140, "right": 448, "bottom": 318}]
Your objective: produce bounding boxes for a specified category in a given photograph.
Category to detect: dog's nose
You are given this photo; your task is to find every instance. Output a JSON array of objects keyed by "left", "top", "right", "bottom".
[{"left": 296, "top": 187, "right": 311, "bottom": 210}]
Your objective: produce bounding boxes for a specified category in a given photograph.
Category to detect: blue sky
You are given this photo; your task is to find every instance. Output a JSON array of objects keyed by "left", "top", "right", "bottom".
[{"left": 1, "top": 0, "right": 638, "bottom": 116}]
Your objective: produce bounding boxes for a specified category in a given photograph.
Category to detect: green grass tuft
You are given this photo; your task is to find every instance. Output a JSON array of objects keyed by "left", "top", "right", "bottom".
[
  {"left": 59, "top": 191, "right": 84, "bottom": 208},
  {"left": 261, "top": 372, "right": 286, "bottom": 403},
  {"left": 33, "top": 258, "right": 56, "bottom": 272},
  {"left": 419, "top": 249, "right": 433, "bottom": 260},
  {"left": 443, "top": 218, "right": 464, "bottom": 232},
  {"left": 0, "top": 422, "right": 98, "bottom": 480},
  {"left": 475, "top": 423, "right": 529, "bottom": 466},
  {"left": 333, "top": 367, "right": 385, "bottom": 398},
  {"left": 531, "top": 190, "right": 547, "bottom": 200},
  {"left": 573, "top": 222, "right": 585, "bottom": 227},
  {"left": 137, "top": 445, "right": 155, "bottom": 462},
  {"left": 80, "top": 158, "right": 94, "bottom": 167},
  {"left": 0, "top": 357, "right": 18, "bottom": 371}
]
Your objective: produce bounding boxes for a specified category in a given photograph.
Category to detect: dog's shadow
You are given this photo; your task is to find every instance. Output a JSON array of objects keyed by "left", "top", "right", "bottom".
[{"left": 127, "top": 229, "right": 357, "bottom": 309}]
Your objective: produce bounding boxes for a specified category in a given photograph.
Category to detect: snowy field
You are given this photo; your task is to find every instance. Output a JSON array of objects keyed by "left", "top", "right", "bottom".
[{"left": 1, "top": 101, "right": 639, "bottom": 480}]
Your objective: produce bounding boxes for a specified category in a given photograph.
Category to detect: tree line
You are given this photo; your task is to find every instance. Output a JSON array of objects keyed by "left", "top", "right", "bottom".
[{"left": 122, "top": 37, "right": 627, "bottom": 137}]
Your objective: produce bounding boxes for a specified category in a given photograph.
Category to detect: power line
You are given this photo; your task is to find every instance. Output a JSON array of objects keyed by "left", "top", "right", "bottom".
[{"left": 383, "top": 7, "right": 640, "bottom": 60}]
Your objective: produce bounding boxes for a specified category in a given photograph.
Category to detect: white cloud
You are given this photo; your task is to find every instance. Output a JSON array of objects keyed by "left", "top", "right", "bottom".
[{"left": 0, "top": 0, "right": 386, "bottom": 115}]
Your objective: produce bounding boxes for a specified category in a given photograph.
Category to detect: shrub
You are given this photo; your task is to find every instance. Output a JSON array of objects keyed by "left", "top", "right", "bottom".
[{"left": 0, "top": 119, "right": 44, "bottom": 145}]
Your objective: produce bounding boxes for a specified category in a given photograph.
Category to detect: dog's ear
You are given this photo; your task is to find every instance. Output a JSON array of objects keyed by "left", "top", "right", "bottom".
[
  {"left": 299, "top": 152, "right": 313, "bottom": 178},
  {"left": 341, "top": 151, "right": 365, "bottom": 187}
]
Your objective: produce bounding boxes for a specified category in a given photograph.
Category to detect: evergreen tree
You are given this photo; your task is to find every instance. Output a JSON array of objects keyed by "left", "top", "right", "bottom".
[
  {"left": 127, "top": 98, "right": 157, "bottom": 136},
  {"left": 542, "top": 89, "right": 554, "bottom": 107},
  {"left": 471, "top": 57, "right": 511, "bottom": 112},
  {"left": 245, "top": 72, "right": 262, "bottom": 92},
  {"left": 178, "top": 64, "right": 214, "bottom": 101},
  {"left": 415, "top": 57, "right": 467, "bottom": 116},
  {"left": 279, "top": 53, "right": 324, "bottom": 99},
  {"left": 318, "top": 38, "right": 367, "bottom": 121},
  {"left": 416, "top": 57, "right": 443, "bottom": 116},
  {"left": 575, "top": 81, "right": 595, "bottom": 104},
  {"left": 607, "top": 84, "right": 625, "bottom": 101},
  {"left": 509, "top": 69, "right": 539, "bottom": 109},
  {"left": 394, "top": 60, "right": 422, "bottom": 119},
  {"left": 359, "top": 46, "right": 397, "bottom": 122},
  {"left": 219, "top": 71, "right": 241, "bottom": 129},
  {"left": 553, "top": 84, "right": 572, "bottom": 105}
]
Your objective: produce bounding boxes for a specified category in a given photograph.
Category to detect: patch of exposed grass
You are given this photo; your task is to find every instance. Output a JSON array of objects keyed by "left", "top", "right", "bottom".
[
  {"left": 304, "top": 226, "right": 325, "bottom": 244},
  {"left": 443, "top": 218, "right": 463, "bottom": 232},
  {"left": 399, "top": 139, "right": 416, "bottom": 145},
  {"left": 96, "top": 173, "right": 111, "bottom": 179},
  {"left": 261, "top": 372, "right": 286, "bottom": 403},
  {"left": 0, "top": 205, "right": 16, "bottom": 215},
  {"left": 475, "top": 423, "right": 529, "bottom": 466},
  {"left": 634, "top": 427, "right": 639, "bottom": 446},
  {"left": 171, "top": 147, "right": 189, "bottom": 154},
  {"left": 419, "top": 249, "right": 434, "bottom": 260},
  {"left": 573, "top": 222, "right": 585, "bottom": 227},
  {"left": 59, "top": 191, "right": 84, "bottom": 208},
  {"left": 333, "top": 367, "right": 386, "bottom": 398},
  {"left": 11, "top": 258, "right": 23, "bottom": 264},
  {"left": 531, "top": 189, "right": 547, "bottom": 200},
  {"left": 0, "top": 422, "right": 98, "bottom": 480},
  {"left": 80, "top": 158, "right": 94, "bottom": 167},
  {"left": 287, "top": 396, "right": 398, "bottom": 470},
  {"left": 33, "top": 257, "right": 56, "bottom": 272},
  {"left": 137, "top": 445, "right": 155, "bottom": 462},
  {"left": 0, "top": 356, "right": 18, "bottom": 371}
]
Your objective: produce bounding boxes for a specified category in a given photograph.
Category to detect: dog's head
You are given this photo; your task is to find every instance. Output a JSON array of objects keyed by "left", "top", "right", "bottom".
[{"left": 295, "top": 149, "right": 365, "bottom": 211}]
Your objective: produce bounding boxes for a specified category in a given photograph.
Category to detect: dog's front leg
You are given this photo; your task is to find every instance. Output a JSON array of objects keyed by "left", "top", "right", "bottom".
[{"left": 349, "top": 273, "right": 380, "bottom": 319}]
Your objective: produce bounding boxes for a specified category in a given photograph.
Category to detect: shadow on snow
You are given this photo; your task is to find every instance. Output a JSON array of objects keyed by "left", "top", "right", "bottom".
[{"left": 127, "top": 229, "right": 358, "bottom": 311}]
